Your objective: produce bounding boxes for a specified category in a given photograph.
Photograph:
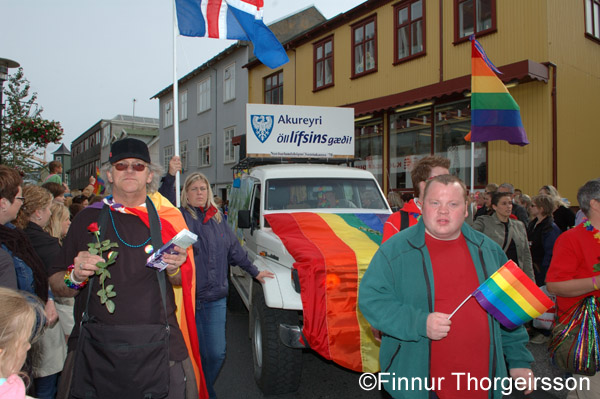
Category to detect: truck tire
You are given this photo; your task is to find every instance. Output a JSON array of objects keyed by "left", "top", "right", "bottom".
[{"left": 251, "top": 284, "right": 302, "bottom": 394}]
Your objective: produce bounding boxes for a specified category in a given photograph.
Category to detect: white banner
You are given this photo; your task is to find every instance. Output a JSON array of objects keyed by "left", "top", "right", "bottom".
[{"left": 246, "top": 104, "right": 355, "bottom": 158}]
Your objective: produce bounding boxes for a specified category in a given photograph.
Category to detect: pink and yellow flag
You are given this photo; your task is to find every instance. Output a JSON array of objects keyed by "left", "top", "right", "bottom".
[{"left": 264, "top": 212, "right": 388, "bottom": 373}]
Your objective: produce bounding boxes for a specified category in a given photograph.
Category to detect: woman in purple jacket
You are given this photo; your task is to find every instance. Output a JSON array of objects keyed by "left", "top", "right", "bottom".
[{"left": 176, "top": 172, "right": 273, "bottom": 399}]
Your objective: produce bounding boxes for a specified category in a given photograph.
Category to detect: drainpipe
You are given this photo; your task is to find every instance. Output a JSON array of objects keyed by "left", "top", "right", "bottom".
[
  {"left": 439, "top": 0, "right": 444, "bottom": 82},
  {"left": 543, "top": 62, "right": 557, "bottom": 187}
]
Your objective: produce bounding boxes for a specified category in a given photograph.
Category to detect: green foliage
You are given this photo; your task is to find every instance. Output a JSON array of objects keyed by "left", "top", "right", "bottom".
[
  {"left": 88, "top": 226, "right": 119, "bottom": 314},
  {"left": 1, "top": 67, "right": 63, "bottom": 177}
]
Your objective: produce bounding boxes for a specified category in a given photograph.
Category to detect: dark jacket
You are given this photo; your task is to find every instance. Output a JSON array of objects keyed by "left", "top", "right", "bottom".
[
  {"left": 527, "top": 217, "right": 561, "bottom": 286},
  {"left": 182, "top": 206, "right": 258, "bottom": 303},
  {"left": 24, "top": 221, "right": 61, "bottom": 274},
  {"left": 359, "top": 220, "right": 533, "bottom": 399},
  {"left": 511, "top": 202, "right": 529, "bottom": 226},
  {"left": 553, "top": 205, "right": 575, "bottom": 232}
]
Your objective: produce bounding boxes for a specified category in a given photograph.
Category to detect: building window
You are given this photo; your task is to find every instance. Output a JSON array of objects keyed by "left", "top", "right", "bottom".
[
  {"left": 455, "top": 0, "right": 495, "bottom": 41},
  {"left": 198, "top": 134, "right": 211, "bottom": 167},
  {"left": 389, "top": 107, "right": 432, "bottom": 191},
  {"left": 197, "top": 78, "right": 211, "bottom": 113},
  {"left": 164, "top": 145, "right": 173, "bottom": 173},
  {"left": 314, "top": 36, "right": 334, "bottom": 90},
  {"left": 354, "top": 115, "right": 383, "bottom": 186},
  {"left": 352, "top": 16, "right": 377, "bottom": 77},
  {"left": 180, "top": 140, "right": 188, "bottom": 171},
  {"left": 394, "top": 0, "right": 425, "bottom": 62},
  {"left": 434, "top": 100, "right": 486, "bottom": 186},
  {"left": 180, "top": 90, "right": 188, "bottom": 121},
  {"left": 586, "top": 0, "right": 600, "bottom": 41},
  {"left": 224, "top": 127, "right": 235, "bottom": 163},
  {"left": 224, "top": 63, "right": 235, "bottom": 102},
  {"left": 264, "top": 71, "right": 283, "bottom": 104},
  {"left": 164, "top": 100, "right": 173, "bottom": 128}
]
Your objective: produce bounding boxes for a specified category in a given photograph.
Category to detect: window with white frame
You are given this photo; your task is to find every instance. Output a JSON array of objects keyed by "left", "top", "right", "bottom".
[
  {"left": 164, "top": 145, "right": 173, "bottom": 173},
  {"left": 180, "top": 141, "right": 188, "bottom": 170},
  {"left": 180, "top": 90, "right": 188, "bottom": 121},
  {"left": 224, "top": 127, "right": 235, "bottom": 163},
  {"left": 586, "top": 0, "right": 600, "bottom": 41},
  {"left": 197, "top": 78, "right": 211, "bottom": 113},
  {"left": 164, "top": 100, "right": 173, "bottom": 127},
  {"left": 224, "top": 63, "right": 235, "bottom": 102},
  {"left": 198, "top": 134, "right": 211, "bottom": 167}
]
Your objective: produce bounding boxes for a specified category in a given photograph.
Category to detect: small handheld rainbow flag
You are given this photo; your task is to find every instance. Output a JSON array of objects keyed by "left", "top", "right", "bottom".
[
  {"left": 93, "top": 167, "right": 105, "bottom": 195},
  {"left": 451, "top": 260, "right": 554, "bottom": 330},
  {"left": 468, "top": 36, "right": 529, "bottom": 146}
]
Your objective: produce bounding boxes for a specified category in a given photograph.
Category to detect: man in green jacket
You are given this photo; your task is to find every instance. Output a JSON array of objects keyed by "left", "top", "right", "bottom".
[{"left": 359, "top": 175, "right": 534, "bottom": 399}]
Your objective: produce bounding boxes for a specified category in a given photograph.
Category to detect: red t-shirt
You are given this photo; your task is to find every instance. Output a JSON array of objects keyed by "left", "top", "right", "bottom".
[
  {"left": 427, "top": 233, "right": 489, "bottom": 399},
  {"left": 546, "top": 223, "right": 600, "bottom": 323}
]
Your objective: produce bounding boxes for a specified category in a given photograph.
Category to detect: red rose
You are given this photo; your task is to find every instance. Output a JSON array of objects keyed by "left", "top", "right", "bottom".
[{"left": 88, "top": 222, "right": 100, "bottom": 233}]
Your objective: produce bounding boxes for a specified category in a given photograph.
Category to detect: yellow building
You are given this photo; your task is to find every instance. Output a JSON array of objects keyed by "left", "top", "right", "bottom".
[{"left": 247, "top": 0, "right": 600, "bottom": 205}]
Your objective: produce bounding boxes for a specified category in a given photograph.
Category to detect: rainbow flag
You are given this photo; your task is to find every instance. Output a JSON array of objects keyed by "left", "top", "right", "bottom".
[
  {"left": 472, "top": 260, "right": 554, "bottom": 330},
  {"left": 469, "top": 36, "right": 529, "bottom": 146},
  {"left": 93, "top": 167, "right": 105, "bottom": 195},
  {"left": 264, "top": 212, "right": 388, "bottom": 373}
]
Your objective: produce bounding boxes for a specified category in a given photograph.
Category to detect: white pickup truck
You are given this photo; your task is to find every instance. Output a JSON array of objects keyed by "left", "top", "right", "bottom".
[{"left": 227, "top": 162, "right": 391, "bottom": 395}]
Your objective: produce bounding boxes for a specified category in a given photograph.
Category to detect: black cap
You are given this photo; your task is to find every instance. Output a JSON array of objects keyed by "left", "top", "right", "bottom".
[{"left": 109, "top": 138, "right": 151, "bottom": 164}]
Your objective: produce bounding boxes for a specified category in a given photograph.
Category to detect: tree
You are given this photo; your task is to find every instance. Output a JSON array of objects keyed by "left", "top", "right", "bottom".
[{"left": 1, "top": 67, "right": 63, "bottom": 179}]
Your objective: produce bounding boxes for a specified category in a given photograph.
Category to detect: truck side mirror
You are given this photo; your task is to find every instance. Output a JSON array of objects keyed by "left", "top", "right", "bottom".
[{"left": 238, "top": 210, "right": 251, "bottom": 229}]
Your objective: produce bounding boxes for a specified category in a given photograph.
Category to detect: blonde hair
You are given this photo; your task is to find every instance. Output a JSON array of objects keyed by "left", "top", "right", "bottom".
[
  {"left": 0, "top": 287, "right": 45, "bottom": 378},
  {"left": 44, "top": 203, "right": 70, "bottom": 243},
  {"left": 181, "top": 172, "right": 222, "bottom": 223},
  {"left": 540, "top": 184, "right": 570, "bottom": 208},
  {"left": 14, "top": 185, "right": 53, "bottom": 229}
]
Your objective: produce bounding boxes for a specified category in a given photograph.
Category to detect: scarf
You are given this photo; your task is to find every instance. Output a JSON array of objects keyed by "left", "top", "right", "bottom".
[
  {"left": 93, "top": 193, "right": 207, "bottom": 398},
  {"left": 0, "top": 223, "right": 48, "bottom": 300}
]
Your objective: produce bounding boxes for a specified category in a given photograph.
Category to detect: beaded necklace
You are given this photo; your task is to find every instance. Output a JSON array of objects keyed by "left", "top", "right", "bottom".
[
  {"left": 107, "top": 196, "right": 161, "bottom": 248},
  {"left": 583, "top": 218, "right": 600, "bottom": 272},
  {"left": 583, "top": 218, "right": 600, "bottom": 245}
]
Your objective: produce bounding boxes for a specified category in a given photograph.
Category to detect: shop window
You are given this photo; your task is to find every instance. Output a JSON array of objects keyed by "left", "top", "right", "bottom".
[
  {"left": 389, "top": 106, "right": 432, "bottom": 191},
  {"left": 354, "top": 115, "right": 383, "bottom": 186},
  {"left": 352, "top": 16, "right": 377, "bottom": 78},
  {"left": 455, "top": 0, "right": 496, "bottom": 42},
  {"left": 586, "top": 0, "right": 600, "bottom": 41},
  {"left": 264, "top": 71, "right": 283, "bottom": 104},
  {"left": 314, "top": 36, "right": 334, "bottom": 90},
  {"left": 434, "top": 100, "right": 487, "bottom": 187},
  {"left": 394, "top": 0, "right": 425, "bottom": 63}
]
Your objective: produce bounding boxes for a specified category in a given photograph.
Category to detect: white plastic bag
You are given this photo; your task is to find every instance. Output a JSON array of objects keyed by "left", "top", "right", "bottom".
[{"left": 532, "top": 285, "right": 556, "bottom": 330}]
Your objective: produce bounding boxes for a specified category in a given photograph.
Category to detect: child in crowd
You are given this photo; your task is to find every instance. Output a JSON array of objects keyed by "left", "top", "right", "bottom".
[{"left": 0, "top": 287, "right": 45, "bottom": 399}]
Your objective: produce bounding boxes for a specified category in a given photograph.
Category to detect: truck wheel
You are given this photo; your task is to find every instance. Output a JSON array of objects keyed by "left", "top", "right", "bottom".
[{"left": 251, "top": 284, "right": 302, "bottom": 394}]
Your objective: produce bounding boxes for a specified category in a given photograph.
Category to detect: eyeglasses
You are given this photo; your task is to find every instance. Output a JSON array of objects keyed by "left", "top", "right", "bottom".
[
  {"left": 113, "top": 162, "right": 147, "bottom": 172},
  {"left": 15, "top": 196, "right": 25, "bottom": 202}
]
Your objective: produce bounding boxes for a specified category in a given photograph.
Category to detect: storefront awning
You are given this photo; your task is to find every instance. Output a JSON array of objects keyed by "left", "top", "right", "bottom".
[{"left": 347, "top": 59, "right": 549, "bottom": 117}]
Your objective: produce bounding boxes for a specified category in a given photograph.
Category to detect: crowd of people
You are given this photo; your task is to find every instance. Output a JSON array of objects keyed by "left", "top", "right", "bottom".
[{"left": 0, "top": 143, "right": 598, "bottom": 399}]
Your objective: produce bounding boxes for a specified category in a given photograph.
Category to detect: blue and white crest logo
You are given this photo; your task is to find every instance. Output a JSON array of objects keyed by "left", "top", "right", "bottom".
[{"left": 251, "top": 115, "right": 274, "bottom": 143}]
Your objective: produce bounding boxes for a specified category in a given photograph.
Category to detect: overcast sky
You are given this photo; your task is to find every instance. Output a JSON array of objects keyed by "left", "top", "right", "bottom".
[{"left": 1, "top": 0, "right": 365, "bottom": 158}]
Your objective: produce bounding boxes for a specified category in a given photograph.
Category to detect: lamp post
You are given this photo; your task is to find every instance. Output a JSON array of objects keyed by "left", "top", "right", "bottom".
[{"left": 0, "top": 57, "right": 20, "bottom": 164}]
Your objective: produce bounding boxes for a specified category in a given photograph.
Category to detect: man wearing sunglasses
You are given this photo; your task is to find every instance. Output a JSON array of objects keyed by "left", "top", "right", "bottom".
[{"left": 49, "top": 138, "right": 206, "bottom": 398}]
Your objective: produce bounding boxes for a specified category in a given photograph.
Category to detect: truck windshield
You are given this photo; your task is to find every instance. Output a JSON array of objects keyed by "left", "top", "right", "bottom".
[{"left": 266, "top": 178, "right": 387, "bottom": 211}]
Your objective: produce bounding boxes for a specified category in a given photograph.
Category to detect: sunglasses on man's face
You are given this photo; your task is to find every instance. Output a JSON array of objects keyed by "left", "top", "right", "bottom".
[{"left": 113, "top": 162, "right": 147, "bottom": 172}]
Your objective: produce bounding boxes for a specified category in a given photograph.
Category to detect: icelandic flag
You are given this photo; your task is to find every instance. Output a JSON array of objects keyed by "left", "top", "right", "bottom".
[{"left": 175, "top": 0, "right": 289, "bottom": 69}]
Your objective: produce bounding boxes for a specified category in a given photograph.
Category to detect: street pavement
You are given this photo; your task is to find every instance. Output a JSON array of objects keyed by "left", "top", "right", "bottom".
[{"left": 215, "top": 307, "right": 570, "bottom": 398}]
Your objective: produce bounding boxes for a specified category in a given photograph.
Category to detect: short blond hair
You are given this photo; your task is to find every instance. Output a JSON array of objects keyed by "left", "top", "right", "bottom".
[{"left": 0, "top": 287, "right": 45, "bottom": 378}]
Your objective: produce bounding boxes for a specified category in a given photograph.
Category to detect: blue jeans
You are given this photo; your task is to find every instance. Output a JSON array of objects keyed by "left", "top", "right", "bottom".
[
  {"left": 34, "top": 373, "right": 58, "bottom": 399},
  {"left": 195, "top": 297, "right": 226, "bottom": 399}
]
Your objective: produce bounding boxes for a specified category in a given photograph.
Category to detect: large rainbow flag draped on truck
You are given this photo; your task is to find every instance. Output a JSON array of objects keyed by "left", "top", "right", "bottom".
[{"left": 264, "top": 212, "right": 388, "bottom": 373}]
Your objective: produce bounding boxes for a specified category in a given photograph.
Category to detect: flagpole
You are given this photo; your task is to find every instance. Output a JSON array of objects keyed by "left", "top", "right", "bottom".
[
  {"left": 470, "top": 141, "right": 475, "bottom": 203},
  {"left": 448, "top": 294, "right": 472, "bottom": 320},
  {"left": 172, "top": 0, "right": 181, "bottom": 207}
]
